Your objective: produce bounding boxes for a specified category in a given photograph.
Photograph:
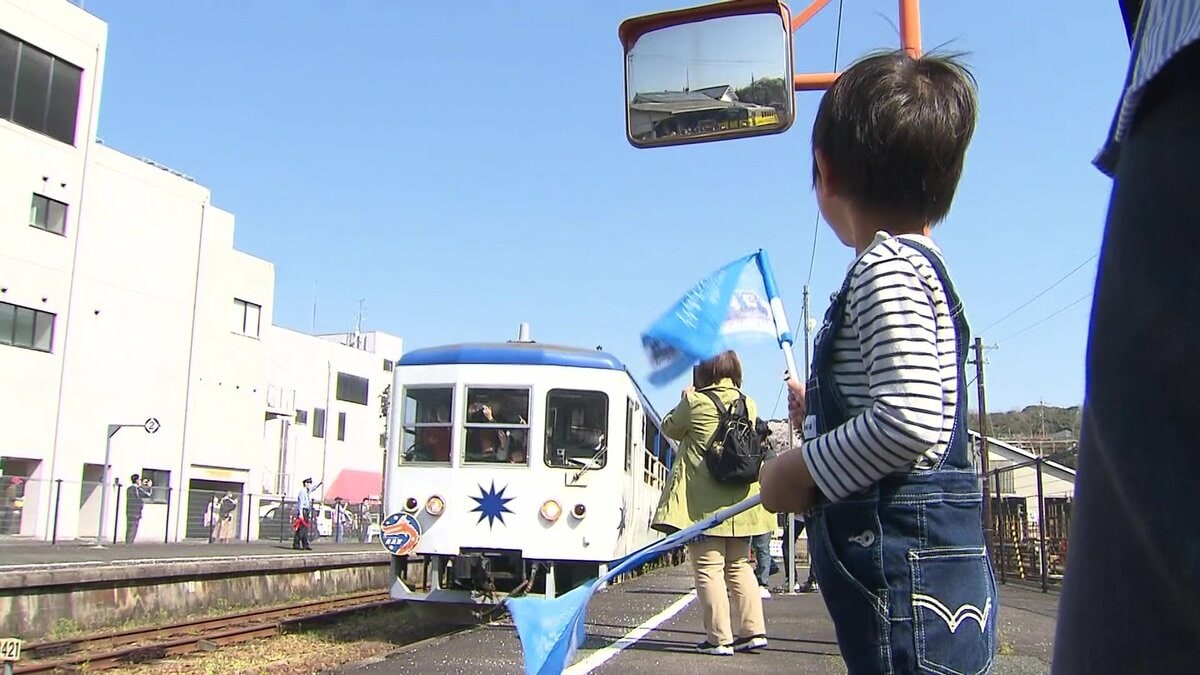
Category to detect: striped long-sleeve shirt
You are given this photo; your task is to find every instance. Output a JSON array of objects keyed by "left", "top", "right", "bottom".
[
  {"left": 1097, "top": 0, "right": 1200, "bottom": 175},
  {"left": 802, "top": 232, "right": 960, "bottom": 502}
]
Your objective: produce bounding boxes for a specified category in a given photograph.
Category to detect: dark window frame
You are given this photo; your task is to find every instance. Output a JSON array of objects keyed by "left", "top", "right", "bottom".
[
  {"left": 0, "top": 301, "right": 54, "bottom": 352},
  {"left": 337, "top": 411, "right": 347, "bottom": 441},
  {"left": 30, "top": 193, "right": 67, "bottom": 235},
  {"left": 335, "top": 371, "right": 369, "bottom": 406},
  {"left": 0, "top": 30, "right": 82, "bottom": 145},
  {"left": 313, "top": 407, "right": 326, "bottom": 438}
]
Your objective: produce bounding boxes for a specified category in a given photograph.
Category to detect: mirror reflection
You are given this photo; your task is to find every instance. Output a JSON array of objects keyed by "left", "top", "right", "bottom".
[{"left": 625, "top": 11, "right": 793, "bottom": 147}]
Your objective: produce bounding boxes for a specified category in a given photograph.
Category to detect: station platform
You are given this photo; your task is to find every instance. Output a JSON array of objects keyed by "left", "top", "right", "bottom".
[
  {"left": 0, "top": 540, "right": 394, "bottom": 639},
  {"left": 355, "top": 564, "right": 1058, "bottom": 674},
  {"left": 0, "top": 540, "right": 387, "bottom": 587}
]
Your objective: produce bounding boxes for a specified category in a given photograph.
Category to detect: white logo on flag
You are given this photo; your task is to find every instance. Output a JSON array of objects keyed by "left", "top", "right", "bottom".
[{"left": 720, "top": 291, "right": 774, "bottom": 336}]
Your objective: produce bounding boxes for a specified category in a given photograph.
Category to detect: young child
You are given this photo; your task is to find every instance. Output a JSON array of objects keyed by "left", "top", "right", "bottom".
[{"left": 759, "top": 50, "right": 998, "bottom": 674}]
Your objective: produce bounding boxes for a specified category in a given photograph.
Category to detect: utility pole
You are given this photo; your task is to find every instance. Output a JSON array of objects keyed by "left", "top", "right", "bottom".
[{"left": 972, "top": 337, "right": 994, "bottom": 554}]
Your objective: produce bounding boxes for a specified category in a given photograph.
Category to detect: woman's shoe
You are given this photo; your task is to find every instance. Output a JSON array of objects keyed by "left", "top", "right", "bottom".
[
  {"left": 733, "top": 635, "right": 769, "bottom": 652},
  {"left": 695, "top": 641, "right": 734, "bottom": 656}
]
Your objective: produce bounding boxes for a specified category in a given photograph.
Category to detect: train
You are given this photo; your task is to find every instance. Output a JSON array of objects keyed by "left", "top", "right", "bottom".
[{"left": 382, "top": 325, "right": 678, "bottom": 617}]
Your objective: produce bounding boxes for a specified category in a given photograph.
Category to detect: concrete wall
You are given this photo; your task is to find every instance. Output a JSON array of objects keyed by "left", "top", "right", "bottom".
[{"left": 0, "top": 551, "right": 406, "bottom": 639}]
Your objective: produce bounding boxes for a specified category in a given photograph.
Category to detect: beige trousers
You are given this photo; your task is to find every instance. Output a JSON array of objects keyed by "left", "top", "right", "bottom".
[{"left": 687, "top": 535, "right": 766, "bottom": 646}]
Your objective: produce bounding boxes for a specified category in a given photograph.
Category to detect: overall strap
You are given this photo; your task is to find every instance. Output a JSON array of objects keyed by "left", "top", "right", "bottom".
[
  {"left": 895, "top": 237, "right": 967, "bottom": 325},
  {"left": 894, "top": 236, "right": 973, "bottom": 472}
]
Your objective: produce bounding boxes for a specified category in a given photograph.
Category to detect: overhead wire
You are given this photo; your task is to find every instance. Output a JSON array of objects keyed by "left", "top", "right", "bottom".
[
  {"left": 978, "top": 253, "right": 1098, "bottom": 335},
  {"left": 995, "top": 292, "right": 1093, "bottom": 345},
  {"left": 771, "top": 0, "right": 845, "bottom": 420}
]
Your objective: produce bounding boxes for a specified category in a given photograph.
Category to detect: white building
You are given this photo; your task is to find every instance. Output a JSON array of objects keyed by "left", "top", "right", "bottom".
[{"left": 0, "top": 0, "right": 399, "bottom": 542}]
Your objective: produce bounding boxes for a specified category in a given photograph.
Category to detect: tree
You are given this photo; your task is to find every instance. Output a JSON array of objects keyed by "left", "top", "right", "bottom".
[{"left": 735, "top": 77, "right": 789, "bottom": 110}]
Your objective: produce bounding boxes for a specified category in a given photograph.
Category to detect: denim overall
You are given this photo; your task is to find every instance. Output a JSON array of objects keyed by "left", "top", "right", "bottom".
[{"left": 804, "top": 239, "right": 999, "bottom": 675}]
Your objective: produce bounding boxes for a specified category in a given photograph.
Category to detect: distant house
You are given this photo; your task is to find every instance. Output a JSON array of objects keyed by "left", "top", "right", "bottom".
[
  {"left": 970, "top": 431, "right": 1076, "bottom": 582},
  {"left": 628, "top": 85, "right": 777, "bottom": 140}
]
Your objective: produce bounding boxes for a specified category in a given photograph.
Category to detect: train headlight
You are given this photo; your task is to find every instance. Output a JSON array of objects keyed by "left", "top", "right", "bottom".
[
  {"left": 425, "top": 495, "right": 445, "bottom": 517},
  {"left": 403, "top": 497, "right": 419, "bottom": 513},
  {"left": 540, "top": 499, "right": 562, "bottom": 522},
  {"left": 571, "top": 503, "right": 587, "bottom": 520}
]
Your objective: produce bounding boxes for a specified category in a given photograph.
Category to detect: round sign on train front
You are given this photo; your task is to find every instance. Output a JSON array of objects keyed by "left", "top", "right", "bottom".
[{"left": 379, "top": 512, "right": 422, "bottom": 556}]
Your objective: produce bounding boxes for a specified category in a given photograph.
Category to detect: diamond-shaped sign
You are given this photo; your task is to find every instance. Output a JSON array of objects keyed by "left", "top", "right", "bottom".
[{"left": 144, "top": 417, "right": 161, "bottom": 434}]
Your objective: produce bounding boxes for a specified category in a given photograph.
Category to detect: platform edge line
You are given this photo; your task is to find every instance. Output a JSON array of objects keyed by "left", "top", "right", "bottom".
[{"left": 564, "top": 590, "right": 697, "bottom": 675}]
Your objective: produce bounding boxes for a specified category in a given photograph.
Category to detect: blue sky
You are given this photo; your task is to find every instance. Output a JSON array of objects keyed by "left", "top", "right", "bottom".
[{"left": 84, "top": 0, "right": 1129, "bottom": 420}]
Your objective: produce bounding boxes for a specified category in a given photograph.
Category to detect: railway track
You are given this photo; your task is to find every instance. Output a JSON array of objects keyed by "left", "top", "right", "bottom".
[{"left": 15, "top": 590, "right": 396, "bottom": 673}]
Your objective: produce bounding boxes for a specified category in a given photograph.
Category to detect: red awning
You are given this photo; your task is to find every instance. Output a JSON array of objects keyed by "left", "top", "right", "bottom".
[{"left": 324, "top": 468, "right": 382, "bottom": 503}]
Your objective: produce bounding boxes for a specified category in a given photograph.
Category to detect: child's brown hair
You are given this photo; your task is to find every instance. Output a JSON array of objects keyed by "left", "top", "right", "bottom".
[{"left": 812, "top": 50, "right": 978, "bottom": 225}]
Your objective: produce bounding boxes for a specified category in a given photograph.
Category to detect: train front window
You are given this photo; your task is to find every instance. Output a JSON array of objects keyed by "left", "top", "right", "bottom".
[
  {"left": 545, "top": 389, "right": 608, "bottom": 469},
  {"left": 464, "top": 387, "right": 530, "bottom": 465},
  {"left": 400, "top": 387, "right": 452, "bottom": 465}
]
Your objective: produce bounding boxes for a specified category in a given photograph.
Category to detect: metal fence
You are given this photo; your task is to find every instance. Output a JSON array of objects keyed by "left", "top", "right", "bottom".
[
  {"left": 988, "top": 456, "right": 1074, "bottom": 593},
  {"left": 0, "top": 477, "right": 381, "bottom": 546}
]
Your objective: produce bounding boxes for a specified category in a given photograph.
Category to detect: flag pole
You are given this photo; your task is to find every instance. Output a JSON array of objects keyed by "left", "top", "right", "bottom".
[
  {"left": 754, "top": 249, "right": 799, "bottom": 382},
  {"left": 755, "top": 249, "right": 801, "bottom": 593}
]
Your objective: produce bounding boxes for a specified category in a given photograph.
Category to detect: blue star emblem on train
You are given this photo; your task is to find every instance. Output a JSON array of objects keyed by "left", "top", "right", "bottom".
[{"left": 471, "top": 480, "right": 514, "bottom": 528}]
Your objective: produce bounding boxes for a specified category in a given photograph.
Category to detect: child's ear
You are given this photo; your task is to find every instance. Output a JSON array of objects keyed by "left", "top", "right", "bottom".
[{"left": 813, "top": 149, "right": 838, "bottom": 199}]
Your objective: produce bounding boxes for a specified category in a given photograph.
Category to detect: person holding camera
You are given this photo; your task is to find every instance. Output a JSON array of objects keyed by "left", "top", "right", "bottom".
[{"left": 125, "top": 474, "right": 152, "bottom": 544}]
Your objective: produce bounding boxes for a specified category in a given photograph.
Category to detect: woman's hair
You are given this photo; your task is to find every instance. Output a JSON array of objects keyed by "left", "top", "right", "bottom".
[{"left": 695, "top": 350, "right": 742, "bottom": 388}]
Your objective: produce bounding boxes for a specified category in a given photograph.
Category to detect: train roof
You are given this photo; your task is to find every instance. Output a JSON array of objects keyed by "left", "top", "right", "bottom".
[
  {"left": 397, "top": 341, "right": 673, "bottom": 430},
  {"left": 397, "top": 342, "right": 627, "bottom": 371}
]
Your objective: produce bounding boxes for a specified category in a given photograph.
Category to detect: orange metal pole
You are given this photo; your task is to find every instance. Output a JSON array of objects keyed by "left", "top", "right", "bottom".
[
  {"left": 793, "top": 72, "right": 838, "bottom": 90},
  {"left": 899, "top": 0, "right": 922, "bottom": 57},
  {"left": 790, "top": 0, "right": 832, "bottom": 32}
]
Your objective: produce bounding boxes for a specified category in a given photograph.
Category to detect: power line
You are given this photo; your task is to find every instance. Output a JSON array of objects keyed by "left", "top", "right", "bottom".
[
  {"left": 978, "top": 253, "right": 1097, "bottom": 335},
  {"left": 996, "top": 292, "right": 1093, "bottom": 345},
  {"left": 774, "top": 0, "right": 845, "bottom": 420}
]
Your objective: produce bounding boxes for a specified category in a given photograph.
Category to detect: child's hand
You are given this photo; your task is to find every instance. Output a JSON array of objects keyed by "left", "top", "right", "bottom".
[
  {"left": 759, "top": 450, "right": 819, "bottom": 514},
  {"left": 786, "top": 378, "right": 806, "bottom": 428}
]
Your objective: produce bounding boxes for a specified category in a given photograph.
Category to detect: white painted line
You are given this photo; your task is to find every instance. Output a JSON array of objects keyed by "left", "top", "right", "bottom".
[{"left": 564, "top": 590, "right": 697, "bottom": 675}]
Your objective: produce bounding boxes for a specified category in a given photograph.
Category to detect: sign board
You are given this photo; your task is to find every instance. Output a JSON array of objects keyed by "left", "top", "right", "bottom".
[
  {"left": 0, "top": 637, "right": 21, "bottom": 661},
  {"left": 143, "top": 417, "right": 161, "bottom": 434},
  {"left": 379, "top": 512, "right": 421, "bottom": 556}
]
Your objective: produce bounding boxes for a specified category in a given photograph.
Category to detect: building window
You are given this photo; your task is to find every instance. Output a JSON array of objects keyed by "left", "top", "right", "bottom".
[
  {"left": 233, "top": 298, "right": 260, "bottom": 338},
  {"left": 0, "top": 30, "right": 82, "bottom": 145},
  {"left": 400, "top": 386, "right": 452, "bottom": 465},
  {"left": 0, "top": 301, "right": 54, "bottom": 352},
  {"left": 337, "top": 412, "right": 347, "bottom": 441},
  {"left": 625, "top": 398, "right": 635, "bottom": 473},
  {"left": 379, "top": 432, "right": 388, "bottom": 449},
  {"left": 335, "top": 371, "right": 369, "bottom": 405},
  {"left": 383, "top": 358, "right": 394, "bottom": 372},
  {"left": 294, "top": 409, "right": 308, "bottom": 425},
  {"left": 545, "top": 389, "right": 608, "bottom": 469},
  {"left": 313, "top": 407, "right": 326, "bottom": 438},
  {"left": 30, "top": 194, "right": 66, "bottom": 235},
  {"left": 139, "top": 468, "right": 170, "bottom": 504}
]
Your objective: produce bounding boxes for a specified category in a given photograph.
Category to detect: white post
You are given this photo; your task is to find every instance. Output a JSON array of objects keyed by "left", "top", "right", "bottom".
[{"left": 95, "top": 425, "right": 120, "bottom": 548}]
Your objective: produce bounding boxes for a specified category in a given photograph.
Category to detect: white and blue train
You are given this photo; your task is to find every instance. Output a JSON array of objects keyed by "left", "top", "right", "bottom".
[{"left": 382, "top": 325, "right": 677, "bottom": 614}]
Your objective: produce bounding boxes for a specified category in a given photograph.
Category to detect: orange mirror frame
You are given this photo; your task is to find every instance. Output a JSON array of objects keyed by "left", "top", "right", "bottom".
[{"left": 620, "top": 0, "right": 924, "bottom": 94}]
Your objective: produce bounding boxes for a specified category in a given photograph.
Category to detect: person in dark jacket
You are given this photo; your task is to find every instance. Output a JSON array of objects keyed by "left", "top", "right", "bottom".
[
  {"left": 125, "top": 474, "right": 152, "bottom": 544},
  {"left": 749, "top": 419, "right": 779, "bottom": 597}
]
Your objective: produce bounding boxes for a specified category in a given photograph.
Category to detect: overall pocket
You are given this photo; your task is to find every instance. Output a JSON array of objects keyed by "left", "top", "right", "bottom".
[
  {"left": 810, "top": 500, "right": 891, "bottom": 673},
  {"left": 908, "top": 547, "right": 997, "bottom": 675}
]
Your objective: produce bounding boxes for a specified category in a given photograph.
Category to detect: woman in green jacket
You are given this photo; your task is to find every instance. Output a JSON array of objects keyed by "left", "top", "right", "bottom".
[{"left": 652, "top": 350, "right": 774, "bottom": 656}]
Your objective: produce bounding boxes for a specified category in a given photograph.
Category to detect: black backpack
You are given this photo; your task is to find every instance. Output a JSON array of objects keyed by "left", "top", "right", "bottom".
[{"left": 700, "top": 390, "right": 764, "bottom": 485}]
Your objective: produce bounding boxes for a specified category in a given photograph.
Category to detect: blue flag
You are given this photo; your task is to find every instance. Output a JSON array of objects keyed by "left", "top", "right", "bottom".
[
  {"left": 504, "top": 495, "right": 762, "bottom": 675},
  {"left": 641, "top": 251, "right": 790, "bottom": 386}
]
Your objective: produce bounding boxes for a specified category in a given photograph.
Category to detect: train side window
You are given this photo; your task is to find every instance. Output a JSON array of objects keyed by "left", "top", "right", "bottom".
[
  {"left": 400, "top": 386, "right": 453, "bottom": 465},
  {"left": 544, "top": 389, "right": 608, "bottom": 469},
  {"left": 464, "top": 387, "right": 530, "bottom": 465}
]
